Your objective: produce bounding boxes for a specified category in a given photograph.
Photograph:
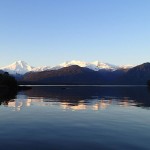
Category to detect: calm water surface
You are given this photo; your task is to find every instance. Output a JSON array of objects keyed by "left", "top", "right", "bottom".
[{"left": 0, "top": 86, "right": 150, "bottom": 150}]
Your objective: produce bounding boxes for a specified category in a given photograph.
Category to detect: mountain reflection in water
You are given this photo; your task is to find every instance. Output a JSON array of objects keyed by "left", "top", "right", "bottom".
[
  {"left": 0, "top": 86, "right": 150, "bottom": 150},
  {"left": 1, "top": 86, "right": 150, "bottom": 111}
]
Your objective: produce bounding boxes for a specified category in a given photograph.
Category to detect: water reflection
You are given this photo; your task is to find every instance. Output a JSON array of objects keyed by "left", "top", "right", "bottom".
[
  {"left": 25, "top": 86, "right": 150, "bottom": 109},
  {"left": 60, "top": 99, "right": 112, "bottom": 111},
  {"left": 1, "top": 86, "right": 150, "bottom": 111},
  {"left": 0, "top": 87, "right": 17, "bottom": 106},
  {"left": 3, "top": 97, "right": 137, "bottom": 111}
]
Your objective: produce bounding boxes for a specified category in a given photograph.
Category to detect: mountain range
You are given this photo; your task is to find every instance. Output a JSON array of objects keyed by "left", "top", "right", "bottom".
[
  {"left": 1, "top": 60, "right": 150, "bottom": 85},
  {"left": 0, "top": 60, "right": 133, "bottom": 74}
]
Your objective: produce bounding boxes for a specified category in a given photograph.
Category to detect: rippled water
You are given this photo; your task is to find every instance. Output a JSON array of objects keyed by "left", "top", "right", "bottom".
[{"left": 0, "top": 86, "right": 150, "bottom": 150}]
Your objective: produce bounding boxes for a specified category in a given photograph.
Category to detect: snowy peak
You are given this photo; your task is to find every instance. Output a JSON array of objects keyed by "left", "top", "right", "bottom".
[
  {"left": 50, "top": 60, "right": 88, "bottom": 70},
  {"left": 91, "top": 61, "right": 118, "bottom": 70},
  {"left": 0, "top": 61, "right": 52, "bottom": 74},
  {"left": 0, "top": 60, "right": 34, "bottom": 74},
  {"left": 13, "top": 60, "right": 27, "bottom": 66},
  {"left": 60, "top": 60, "right": 87, "bottom": 68}
]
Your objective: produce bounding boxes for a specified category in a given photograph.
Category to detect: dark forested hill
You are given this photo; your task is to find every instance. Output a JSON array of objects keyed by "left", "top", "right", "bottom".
[
  {"left": 115, "top": 63, "right": 150, "bottom": 85},
  {"left": 0, "top": 72, "right": 18, "bottom": 88},
  {"left": 22, "top": 65, "right": 106, "bottom": 85}
]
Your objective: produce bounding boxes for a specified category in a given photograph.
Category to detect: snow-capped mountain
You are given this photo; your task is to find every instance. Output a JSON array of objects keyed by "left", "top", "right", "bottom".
[
  {"left": 0, "top": 61, "right": 34, "bottom": 74},
  {"left": 0, "top": 60, "right": 134, "bottom": 75},
  {"left": 0, "top": 61, "right": 51, "bottom": 74}
]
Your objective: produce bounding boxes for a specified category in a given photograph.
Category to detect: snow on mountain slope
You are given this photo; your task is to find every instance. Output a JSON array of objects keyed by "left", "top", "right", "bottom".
[
  {"left": 91, "top": 61, "right": 118, "bottom": 71},
  {"left": 51, "top": 60, "right": 119, "bottom": 71},
  {"left": 0, "top": 61, "right": 34, "bottom": 74},
  {"left": 119, "top": 64, "right": 134, "bottom": 69},
  {"left": 51, "top": 60, "right": 88, "bottom": 70},
  {"left": 32, "top": 66, "right": 51, "bottom": 72}
]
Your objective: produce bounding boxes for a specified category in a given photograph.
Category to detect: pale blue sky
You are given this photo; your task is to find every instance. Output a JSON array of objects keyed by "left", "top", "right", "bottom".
[{"left": 0, "top": 0, "right": 150, "bottom": 67}]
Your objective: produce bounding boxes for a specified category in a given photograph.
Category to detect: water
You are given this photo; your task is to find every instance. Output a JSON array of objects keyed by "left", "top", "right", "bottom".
[{"left": 0, "top": 86, "right": 150, "bottom": 150}]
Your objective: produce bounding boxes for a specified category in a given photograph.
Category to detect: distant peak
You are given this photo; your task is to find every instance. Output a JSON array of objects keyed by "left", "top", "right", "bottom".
[
  {"left": 70, "top": 60, "right": 85, "bottom": 63},
  {"left": 60, "top": 60, "right": 87, "bottom": 66},
  {"left": 0, "top": 60, "right": 34, "bottom": 74},
  {"left": 92, "top": 61, "right": 101, "bottom": 65},
  {"left": 92, "top": 60, "right": 100, "bottom": 63},
  {"left": 14, "top": 60, "right": 27, "bottom": 64},
  {"left": 91, "top": 60, "right": 107, "bottom": 66}
]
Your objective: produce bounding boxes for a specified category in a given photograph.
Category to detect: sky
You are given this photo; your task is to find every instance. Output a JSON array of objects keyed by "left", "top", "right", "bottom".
[{"left": 0, "top": 0, "right": 150, "bottom": 67}]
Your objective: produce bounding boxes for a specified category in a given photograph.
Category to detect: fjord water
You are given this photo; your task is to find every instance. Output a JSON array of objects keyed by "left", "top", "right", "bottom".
[{"left": 0, "top": 86, "right": 150, "bottom": 150}]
